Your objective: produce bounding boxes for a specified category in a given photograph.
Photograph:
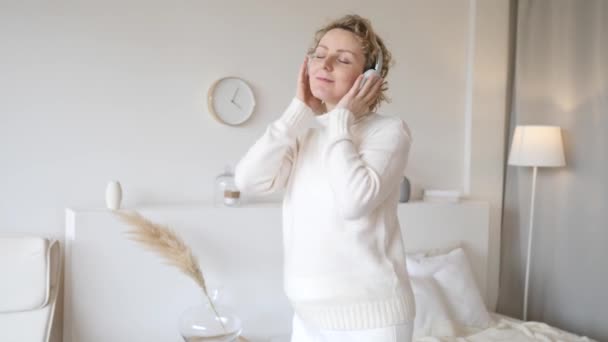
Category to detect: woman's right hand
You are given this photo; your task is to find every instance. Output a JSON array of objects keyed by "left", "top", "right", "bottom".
[{"left": 297, "top": 56, "right": 326, "bottom": 114}]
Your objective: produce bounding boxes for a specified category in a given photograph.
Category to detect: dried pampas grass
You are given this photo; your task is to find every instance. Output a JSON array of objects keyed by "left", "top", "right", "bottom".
[{"left": 114, "top": 210, "right": 225, "bottom": 330}]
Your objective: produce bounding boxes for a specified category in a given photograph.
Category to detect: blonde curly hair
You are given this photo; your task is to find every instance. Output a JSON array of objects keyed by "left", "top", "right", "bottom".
[{"left": 307, "top": 14, "right": 392, "bottom": 111}]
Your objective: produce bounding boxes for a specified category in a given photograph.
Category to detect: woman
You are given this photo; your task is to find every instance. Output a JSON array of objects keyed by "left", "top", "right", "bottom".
[{"left": 235, "top": 14, "right": 415, "bottom": 342}]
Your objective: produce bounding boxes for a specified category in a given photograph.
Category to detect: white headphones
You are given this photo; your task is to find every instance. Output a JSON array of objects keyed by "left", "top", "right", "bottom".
[{"left": 359, "top": 49, "right": 383, "bottom": 89}]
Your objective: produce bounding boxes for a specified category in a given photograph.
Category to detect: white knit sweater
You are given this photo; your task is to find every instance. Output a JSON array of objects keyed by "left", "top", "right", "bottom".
[{"left": 234, "top": 98, "right": 415, "bottom": 330}]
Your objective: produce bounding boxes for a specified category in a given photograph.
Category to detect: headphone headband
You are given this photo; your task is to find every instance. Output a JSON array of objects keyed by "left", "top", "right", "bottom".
[{"left": 374, "top": 49, "right": 383, "bottom": 72}]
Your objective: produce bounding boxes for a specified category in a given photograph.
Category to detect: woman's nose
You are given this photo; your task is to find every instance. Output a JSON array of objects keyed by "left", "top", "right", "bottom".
[{"left": 321, "top": 56, "right": 333, "bottom": 71}]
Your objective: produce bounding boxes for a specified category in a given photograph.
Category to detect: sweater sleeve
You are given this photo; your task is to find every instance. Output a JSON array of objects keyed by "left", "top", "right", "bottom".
[
  {"left": 324, "top": 108, "right": 413, "bottom": 220},
  {"left": 234, "top": 98, "right": 315, "bottom": 196}
]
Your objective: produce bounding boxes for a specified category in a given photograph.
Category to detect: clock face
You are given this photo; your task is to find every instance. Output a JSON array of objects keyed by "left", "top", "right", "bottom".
[{"left": 208, "top": 77, "right": 256, "bottom": 126}]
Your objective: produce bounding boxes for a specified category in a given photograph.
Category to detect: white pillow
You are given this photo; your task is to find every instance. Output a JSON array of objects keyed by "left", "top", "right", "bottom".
[
  {"left": 406, "top": 247, "right": 461, "bottom": 277},
  {"left": 406, "top": 242, "right": 461, "bottom": 259},
  {"left": 433, "top": 257, "right": 493, "bottom": 329},
  {"left": 410, "top": 276, "right": 459, "bottom": 338},
  {"left": 406, "top": 247, "right": 493, "bottom": 331}
]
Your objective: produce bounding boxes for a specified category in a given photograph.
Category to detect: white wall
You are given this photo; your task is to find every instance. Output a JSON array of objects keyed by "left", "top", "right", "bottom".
[{"left": 0, "top": 0, "right": 510, "bottom": 332}]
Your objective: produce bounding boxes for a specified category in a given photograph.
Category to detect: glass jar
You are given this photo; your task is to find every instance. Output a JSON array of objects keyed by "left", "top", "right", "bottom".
[
  {"left": 223, "top": 189, "right": 241, "bottom": 207},
  {"left": 214, "top": 165, "right": 239, "bottom": 207},
  {"left": 179, "top": 289, "right": 242, "bottom": 342}
]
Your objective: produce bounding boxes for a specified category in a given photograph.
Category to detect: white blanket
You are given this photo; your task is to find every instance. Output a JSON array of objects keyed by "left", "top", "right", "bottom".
[{"left": 415, "top": 314, "right": 597, "bottom": 342}]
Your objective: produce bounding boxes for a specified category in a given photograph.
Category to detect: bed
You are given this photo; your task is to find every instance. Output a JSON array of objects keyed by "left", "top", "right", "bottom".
[
  {"left": 64, "top": 200, "right": 596, "bottom": 342},
  {"left": 414, "top": 313, "right": 595, "bottom": 342}
]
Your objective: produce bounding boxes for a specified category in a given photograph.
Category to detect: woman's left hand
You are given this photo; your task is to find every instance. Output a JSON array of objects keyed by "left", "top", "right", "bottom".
[{"left": 335, "top": 73, "right": 383, "bottom": 118}]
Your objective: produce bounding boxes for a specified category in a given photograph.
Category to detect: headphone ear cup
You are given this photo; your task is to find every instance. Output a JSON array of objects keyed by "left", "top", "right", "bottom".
[
  {"left": 359, "top": 69, "right": 377, "bottom": 89},
  {"left": 363, "top": 69, "right": 376, "bottom": 77}
]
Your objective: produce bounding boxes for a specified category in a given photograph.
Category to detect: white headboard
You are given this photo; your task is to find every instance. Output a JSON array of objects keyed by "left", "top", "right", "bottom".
[
  {"left": 398, "top": 201, "right": 493, "bottom": 307},
  {"left": 64, "top": 200, "right": 494, "bottom": 342}
]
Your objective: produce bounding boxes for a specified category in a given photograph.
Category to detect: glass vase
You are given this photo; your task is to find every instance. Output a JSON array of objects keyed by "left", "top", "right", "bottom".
[
  {"left": 179, "top": 289, "right": 242, "bottom": 342},
  {"left": 214, "top": 165, "right": 240, "bottom": 207}
]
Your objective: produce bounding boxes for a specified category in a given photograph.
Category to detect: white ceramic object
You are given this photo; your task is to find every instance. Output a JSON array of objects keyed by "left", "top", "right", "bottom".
[{"left": 105, "top": 181, "right": 122, "bottom": 210}]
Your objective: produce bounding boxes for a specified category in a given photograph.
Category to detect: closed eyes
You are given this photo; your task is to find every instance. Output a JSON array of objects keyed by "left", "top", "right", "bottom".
[{"left": 311, "top": 53, "right": 352, "bottom": 64}]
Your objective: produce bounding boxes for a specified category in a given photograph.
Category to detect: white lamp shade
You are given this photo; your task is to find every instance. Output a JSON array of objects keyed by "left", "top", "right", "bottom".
[{"left": 508, "top": 125, "right": 566, "bottom": 167}]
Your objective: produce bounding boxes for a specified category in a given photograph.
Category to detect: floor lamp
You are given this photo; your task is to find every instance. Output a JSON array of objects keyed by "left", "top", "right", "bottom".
[{"left": 508, "top": 125, "right": 565, "bottom": 321}]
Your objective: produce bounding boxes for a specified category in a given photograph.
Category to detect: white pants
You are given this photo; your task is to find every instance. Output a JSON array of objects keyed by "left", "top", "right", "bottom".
[{"left": 290, "top": 314, "right": 414, "bottom": 342}]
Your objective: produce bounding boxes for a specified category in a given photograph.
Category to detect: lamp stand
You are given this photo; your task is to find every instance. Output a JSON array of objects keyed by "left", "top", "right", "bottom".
[{"left": 523, "top": 166, "right": 538, "bottom": 321}]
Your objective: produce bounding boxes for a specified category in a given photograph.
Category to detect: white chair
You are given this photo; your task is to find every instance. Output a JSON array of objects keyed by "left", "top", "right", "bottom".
[{"left": 0, "top": 236, "right": 62, "bottom": 342}]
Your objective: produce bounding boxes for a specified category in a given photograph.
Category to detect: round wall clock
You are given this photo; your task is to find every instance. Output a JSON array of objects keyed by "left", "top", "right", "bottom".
[{"left": 207, "top": 77, "right": 256, "bottom": 126}]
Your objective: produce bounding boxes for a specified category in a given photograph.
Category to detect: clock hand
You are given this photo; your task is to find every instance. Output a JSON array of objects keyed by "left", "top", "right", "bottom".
[{"left": 231, "top": 87, "right": 240, "bottom": 102}]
